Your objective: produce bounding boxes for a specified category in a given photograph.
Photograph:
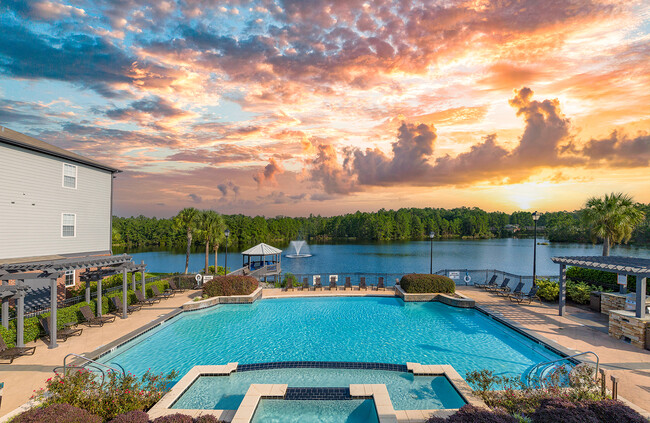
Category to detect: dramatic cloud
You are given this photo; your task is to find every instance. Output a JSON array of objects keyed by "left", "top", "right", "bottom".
[
  {"left": 253, "top": 157, "right": 284, "bottom": 187},
  {"left": 105, "top": 96, "right": 194, "bottom": 129},
  {"left": 581, "top": 131, "right": 650, "bottom": 167}
]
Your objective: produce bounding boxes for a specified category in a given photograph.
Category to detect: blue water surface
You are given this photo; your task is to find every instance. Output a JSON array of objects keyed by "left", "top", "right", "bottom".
[
  {"left": 251, "top": 399, "right": 379, "bottom": 423},
  {"left": 100, "top": 297, "right": 561, "bottom": 381}
]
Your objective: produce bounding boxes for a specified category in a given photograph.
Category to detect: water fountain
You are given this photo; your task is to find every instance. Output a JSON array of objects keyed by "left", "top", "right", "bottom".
[{"left": 286, "top": 240, "right": 312, "bottom": 258}]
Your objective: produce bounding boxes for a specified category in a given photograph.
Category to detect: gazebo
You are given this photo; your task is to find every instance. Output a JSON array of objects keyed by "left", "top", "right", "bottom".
[
  {"left": 551, "top": 255, "right": 649, "bottom": 349},
  {"left": 0, "top": 254, "right": 146, "bottom": 349},
  {"left": 240, "top": 243, "right": 282, "bottom": 282}
]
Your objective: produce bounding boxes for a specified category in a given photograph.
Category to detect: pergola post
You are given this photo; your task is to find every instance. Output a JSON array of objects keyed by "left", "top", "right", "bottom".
[
  {"left": 122, "top": 268, "right": 128, "bottom": 319},
  {"left": 618, "top": 274, "right": 627, "bottom": 295},
  {"left": 49, "top": 277, "right": 58, "bottom": 349},
  {"left": 97, "top": 277, "right": 103, "bottom": 317},
  {"left": 559, "top": 264, "right": 566, "bottom": 316},
  {"left": 141, "top": 262, "right": 146, "bottom": 299},
  {"left": 1, "top": 291, "right": 8, "bottom": 330},
  {"left": 636, "top": 275, "right": 647, "bottom": 319},
  {"left": 131, "top": 272, "right": 136, "bottom": 291},
  {"left": 85, "top": 280, "right": 91, "bottom": 303},
  {"left": 16, "top": 289, "right": 25, "bottom": 348}
]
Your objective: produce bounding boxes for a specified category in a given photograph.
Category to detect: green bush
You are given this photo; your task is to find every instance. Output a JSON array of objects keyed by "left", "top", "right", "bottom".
[
  {"left": 207, "top": 266, "right": 227, "bottom": 275},
  {"left": 281, "top": 273, "right": 297, "bottom": 289},
  {"left": 566, "top": 266, "right": 644, "bottom": 292},
  {"left": 535, "top": 279, "right": 559, "bottom": 302},
  {"left": 566, "top": 280, "right": 595, "bottom": 304},
  {"left": 400, "top": 274, "right": 455, "bottom": 294},
  {"left": 202, "top": 275, "right": 258, "bottom": 297}
]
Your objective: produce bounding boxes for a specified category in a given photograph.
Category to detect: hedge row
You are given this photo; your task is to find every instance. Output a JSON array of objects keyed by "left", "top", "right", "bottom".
[
  {"left": 400, "top": 274, "right": 455, "bottom": 294},
  {"left": 566, "top": 267, "right": 646, "bottom": 293},
  {"left": 0, "top": 280, "right": 169, "bottom": 348},
  {"left": 535, "top": 278, "right": 613, "bottom": 304},
  {"left": 202, "top": 275, "right": 258, "bottom": 297},
  {"left": 13, "top": 405, "right": 224, "bottom": 423}
]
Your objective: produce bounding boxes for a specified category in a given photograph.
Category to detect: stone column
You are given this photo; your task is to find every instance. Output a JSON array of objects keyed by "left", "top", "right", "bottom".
[
  {"left": 97, "top": 277, "right": 103, "bottom": 317},
  {"left": 16, "top": 289, "right": 25, "bottom": 348},
  {"left": 122, "top": 268, "right": 128, "bottom": 319},
  {"left": 131, "top": 272, "right": 136, "bottom": 291},
  {"left": 1, "top": 293, "right": 9, "bottom": 330},
  {"left": 49, "top": 278, "right": 58, "bottom": 349},
  {"left": 141, "top": 263, "right": 146, "bottom": 299},
  {"left": 636, "top": 275, "right": 647, "bottom": 319},
  {"left": 559, "top": 264, "right": 566, "bottom": 316},
  {"left": 85, "top": 281, "right": 91, "bottom": 304}
]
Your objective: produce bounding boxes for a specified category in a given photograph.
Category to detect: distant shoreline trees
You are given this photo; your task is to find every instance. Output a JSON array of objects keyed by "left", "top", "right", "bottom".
[{"left": 111, "top": 201, "right": 650, "bottom": 250}]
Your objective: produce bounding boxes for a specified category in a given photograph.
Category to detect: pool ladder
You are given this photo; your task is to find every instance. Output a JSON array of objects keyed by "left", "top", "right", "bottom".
[
  {"left": 526, "top": 351, "right": 599, "bottom": 388},
  {"left": 53, "top": 353, "right": 125, "bottom": 386}
]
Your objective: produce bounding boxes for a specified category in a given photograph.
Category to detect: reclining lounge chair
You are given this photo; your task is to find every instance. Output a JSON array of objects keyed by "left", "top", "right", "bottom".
[
  {"left": 0, "top": 337, "right": 35, "bottom": 364},
  {"left": 111, "top": 296, "right": 142, "bottom": 315},
  {"left": 496, "top": 281, "right": 524, "bottom": 297},
  {"left": 80, "top": 305, "right": 115, "bottom": 327},
  {"left": 39, "top": 317, "right": 82, "bottom": 342},
  {"left": 475, "top": 275, "right": 498, "bottom": 290},
  {"left": 509, "top": 285, "right": 542, "bottom": 304}
]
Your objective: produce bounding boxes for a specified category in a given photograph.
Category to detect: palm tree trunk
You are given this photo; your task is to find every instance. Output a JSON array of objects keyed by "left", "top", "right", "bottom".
[
  {"left": 185, "top": 229, "right": 192, "bottom": 274},
  {"left": 602, "top": 236, "right": 610, "bottom": 256},
  {"left": 213, "top": 243, "right": 220, "bottom": 275},
  {"left": 205, "top": 240, "right": 210, "bottom": 274}
]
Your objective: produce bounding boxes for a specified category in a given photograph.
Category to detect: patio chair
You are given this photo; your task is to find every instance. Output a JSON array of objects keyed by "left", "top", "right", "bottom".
[
  {"left": 344, "top": 277, "right": 352, "bottom": 290},
  {"left": 496, "top": 281, "right": 524, "bottom": 297},
  {"left": 314, "top": 276, "right": 322, "bottom": 291},
  {"left": 329, "top": 276, "right": 337, "bottom": 290},
  {"left": 152, "top": 285, "right": 174, "bottom": 299},
  {"left": 475, "top": 274, "right": 498, "bottom": 290},
  {"left": 111, "top": 296, "right": 142, "bottom": 315},
  {"left": 167, "top": 279, "right": 186, "bottom": 293},
  {"left": 79, "top": 305, "right": 115, "bottom": 327},
  {"left": 486, "top": 278, "right": 510, "bottom": 292},
  {"left": 377, "top": 277, "right": 385, "bottom": 291},
  {"left": 509, "top": 285, "right": 542, "bottom": 304},
  {"left": 300, "top": 277, "right": 309, "bottom": 291},
  {"left": 359, "top": 277, "right": 367, "bottom": 291},
  {"left": 0, "top": 336, "right": 35, "bottom": 364},
  {"left": 135, "top": 290, "right": 160, "bottom": 306},
  {"left": 39, "top": 317, "right": 82, "bottom": 342}
]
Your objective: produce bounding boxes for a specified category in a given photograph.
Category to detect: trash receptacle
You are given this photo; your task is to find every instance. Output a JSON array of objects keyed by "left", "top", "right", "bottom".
[{"left": 590, "top": 291, "right": 601, "bottom": 312}]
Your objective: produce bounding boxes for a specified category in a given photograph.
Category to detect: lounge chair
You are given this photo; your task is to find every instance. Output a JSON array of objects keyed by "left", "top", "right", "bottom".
[
  {"left": 152, "top": 285, "right": 174, "bottom": 299},
  {"left": 509, "top": 285, "right": 542, "bottom": 304},
  {"left": 0, "top": 337, "right": 35, "bottom": 364},
  {"left": 329, "top": 276, "right": 337, "bottom": 290},
  {"left": 344, "top": 277, "right": 352, "bottom": 290},
  {"left": 39, "top": 317, "right": 82, "bottom": 342},
  {"left": 359, "top": 277, "right": 367, "bottom": 291},
  {"left": 314, "top": 276, "right": 322, "bottom": 291},
  {"left": 496, "top": 281, "right": 524, "bottom": 297},
  {"left": 111, "top": 296, "right": 142, "bottom": 315},
  {"left": 300, "top": 277, "right": 309, "bottom": 291},
  {"left": 79, "top": 305, "right": 115, "bottom": 327},
  {"left": 486, "top": 278, "right": 510, "bottom": 292},
  {"left": 167, "top": 279, "right": 186, "bottom": 293},
  {"left": 376, "top": 277, "right": 385, "bottom": 291},
  {"left": 475, "top": 275, "right": 498, "bottom": 290},
  {"left": 135, "top": 290, "right": 159, "bottom": 306}
]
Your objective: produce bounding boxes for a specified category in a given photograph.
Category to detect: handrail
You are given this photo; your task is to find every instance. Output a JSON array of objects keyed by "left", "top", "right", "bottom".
[
  {"left": 527, "top": 351, "right": 599, "bottom": 387},
  {"left": 62, "top": 353, "right": 125, "bottom": 385}
]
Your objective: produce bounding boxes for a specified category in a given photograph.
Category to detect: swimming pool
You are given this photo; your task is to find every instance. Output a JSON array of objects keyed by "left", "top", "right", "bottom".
[
  {"left": 98, "top": 297, "right": 561, "bottom": 381},
  {"left": 251, "top": 399, "right": 379, "bottom": 423}
]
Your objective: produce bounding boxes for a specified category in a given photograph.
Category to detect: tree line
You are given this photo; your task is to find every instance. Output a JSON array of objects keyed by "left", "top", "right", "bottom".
[{"left": 112, "top": 197, "right": 650, "bottom": 251}]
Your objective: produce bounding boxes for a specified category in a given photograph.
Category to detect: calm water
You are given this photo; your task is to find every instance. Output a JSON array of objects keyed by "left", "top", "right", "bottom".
[
  {"left": 117, "top": 238, "right": 650, "bottom": 276},
  {"left": 99, "top": 297, "right": 563, "bottom": 382},
  {"left": 251, "top": 399, "right": 379, "bottom": 423}
]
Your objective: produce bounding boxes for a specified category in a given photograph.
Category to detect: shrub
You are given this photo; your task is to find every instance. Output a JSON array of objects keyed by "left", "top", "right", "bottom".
[
  {"left": 400, "top": 274, "right": 455, "bottom": 294},
  {"left": 566, "top": 267, "right": 643, "bottom": 292},
  {"left": 202, "top": 275, "right": 258, "bottom": 297},
  {"left": 535, "top": 279, "right": 559, "bottom": 302},
  {"left": 195, "top": 416, "right": 224, "bottom": 423},
  {"left": 566, "top": 280, "right": 595, "bottom": 304},
  {"left": 425, "top": 405, "right": 517, "bottom": 423},
  {"left": 530, "top": 398, "right": 599, "bottom": 423},
  {"left": 282, "top": 272, "right": 297, "bottom": 289},
  {"left": 108, "top": 410, "right": 150, "bottom": 423},
  {"left": 12, "top": 403, "right": 102, "bottom": 423},
  {"left": 152, "top": 414, "right": 193, "bottom": 423},
  {"left": 586, "top": 399, "right": 647, "bottom": 423}
]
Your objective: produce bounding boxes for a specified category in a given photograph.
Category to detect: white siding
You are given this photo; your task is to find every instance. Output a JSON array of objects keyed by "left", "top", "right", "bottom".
[{"left": 0, "top": 143, "right": 112, "bottom": 260}]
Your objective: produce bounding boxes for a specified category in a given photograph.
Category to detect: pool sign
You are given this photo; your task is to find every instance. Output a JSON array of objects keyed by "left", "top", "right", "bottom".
[
  {"left": 195, "top": 273, "right": 202, "bottom": 282},
  {"left": 617, "top": 274, "right": 627, "bottom": 285},
  {"left": 203, "top": 275, "right": 214, "bottom": 282},
  {"left": 449, "top": 271, "right": 460, "bottom": 279}
]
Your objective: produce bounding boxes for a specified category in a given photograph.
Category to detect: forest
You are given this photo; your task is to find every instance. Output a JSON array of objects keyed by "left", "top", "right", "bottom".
[{"left": 112, "top": 204, "right": 650, "bottom": 248}]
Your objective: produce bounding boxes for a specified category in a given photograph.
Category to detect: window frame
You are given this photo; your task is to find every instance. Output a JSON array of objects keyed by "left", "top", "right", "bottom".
[
  {"left": 64, "top": 269, "right": 76, "bottom": 287},
  {"left": 61, "top": 213, "right": 76, "bottom": 238},
  {"left": 62, "top": 163, "right": 77, "bottom": 189}
]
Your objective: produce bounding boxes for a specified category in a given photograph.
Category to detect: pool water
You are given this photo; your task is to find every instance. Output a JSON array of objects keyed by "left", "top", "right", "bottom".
[
  {"left": 171, "top": 369, "right": 466, "bottom": 410},
  {"left": 251, "top": 399, "right": 379, "bottom": 423},
  {"left": 99, "top": 297, "right": 561, "bottom": 381}
]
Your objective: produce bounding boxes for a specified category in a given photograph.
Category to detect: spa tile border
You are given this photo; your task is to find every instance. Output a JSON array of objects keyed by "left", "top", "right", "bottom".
[
  {"left": 237, "top": 361, "right": 407, "bottom": 372},
  {"left": 283, "top": 387, "right": 352, "bottom": 400}
]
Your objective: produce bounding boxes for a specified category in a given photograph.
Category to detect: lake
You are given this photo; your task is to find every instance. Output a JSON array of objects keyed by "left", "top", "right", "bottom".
[{"left": 116, "top": 238, "right": 650, "bottom": 277}]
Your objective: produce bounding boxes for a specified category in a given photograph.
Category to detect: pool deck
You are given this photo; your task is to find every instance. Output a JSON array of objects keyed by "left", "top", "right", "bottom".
[{"left": 1, "top": 285, "right": 650, "bottom": 420}]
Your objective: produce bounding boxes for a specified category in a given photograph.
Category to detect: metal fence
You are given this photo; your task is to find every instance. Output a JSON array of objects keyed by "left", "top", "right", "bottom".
[
  {"left": 281, "top": 273, "right": 405, "bottom": 288},
  {"left": 434, "top": 269, "right": 557, "bottom": 293}
]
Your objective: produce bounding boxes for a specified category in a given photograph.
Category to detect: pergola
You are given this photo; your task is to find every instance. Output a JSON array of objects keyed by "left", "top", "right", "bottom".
[
  {"left": 551, "top": 256, "right": 649, "bottom": 318},
  {"left": 0, "top": 254, "right": 146, "bottom": 349}
]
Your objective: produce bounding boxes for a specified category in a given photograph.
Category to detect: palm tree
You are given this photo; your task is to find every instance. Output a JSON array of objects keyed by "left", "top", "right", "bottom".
[
  {"left": 582, "top": 193, "right": 645, "bottom": 256},
  {"left": 173, "top": 207, "right": 199, "bottom": 274},
  {"left": 197, "top": 210, "right": 225, "bottom": 274}
]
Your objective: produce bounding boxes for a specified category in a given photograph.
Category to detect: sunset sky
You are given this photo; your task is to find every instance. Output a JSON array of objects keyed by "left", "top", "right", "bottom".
[{"left": 1, "top": 0, "right": 649, "bottom": 217}]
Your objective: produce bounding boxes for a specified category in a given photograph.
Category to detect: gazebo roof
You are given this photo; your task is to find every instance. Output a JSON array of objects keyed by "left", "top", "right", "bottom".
[
  {"left": 551, "top": 255, "right": 650, "bottom": 275},
  {"left": 241, "top": 243, "right": 282, "bottom": 256}
]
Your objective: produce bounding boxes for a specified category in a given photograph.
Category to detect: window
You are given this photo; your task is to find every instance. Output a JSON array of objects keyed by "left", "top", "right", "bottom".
[
  {"left": 63, "top": 163, "right": 77, "bottom": 188},
  {"left": 62, "top": 213, "right": 76, "bottom": 237},
  {"left": 65, "top": 270, "right": 75, "bottom": 287}
]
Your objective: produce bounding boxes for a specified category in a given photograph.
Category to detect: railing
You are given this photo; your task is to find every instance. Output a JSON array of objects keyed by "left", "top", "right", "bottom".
[
  {"left": 55, "top": 353, "right": 125, "bottom": 386},
  {"left": 526, "top": 351, "right": 600, "bottom": 388},
  {"left": 434, "top": 269, "right": 557, "bottom": 292},
  {"left": 282, "top": 273, "right": 405, "bottom": 287}
]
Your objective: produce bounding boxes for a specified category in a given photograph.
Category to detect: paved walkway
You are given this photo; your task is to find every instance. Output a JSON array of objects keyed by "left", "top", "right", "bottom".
[
  {"left": 0, "top": 290, "right": 199, "bottom": 418},
  {"left": 456, "top": 286, "right": 650, "bottom": 413}
]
